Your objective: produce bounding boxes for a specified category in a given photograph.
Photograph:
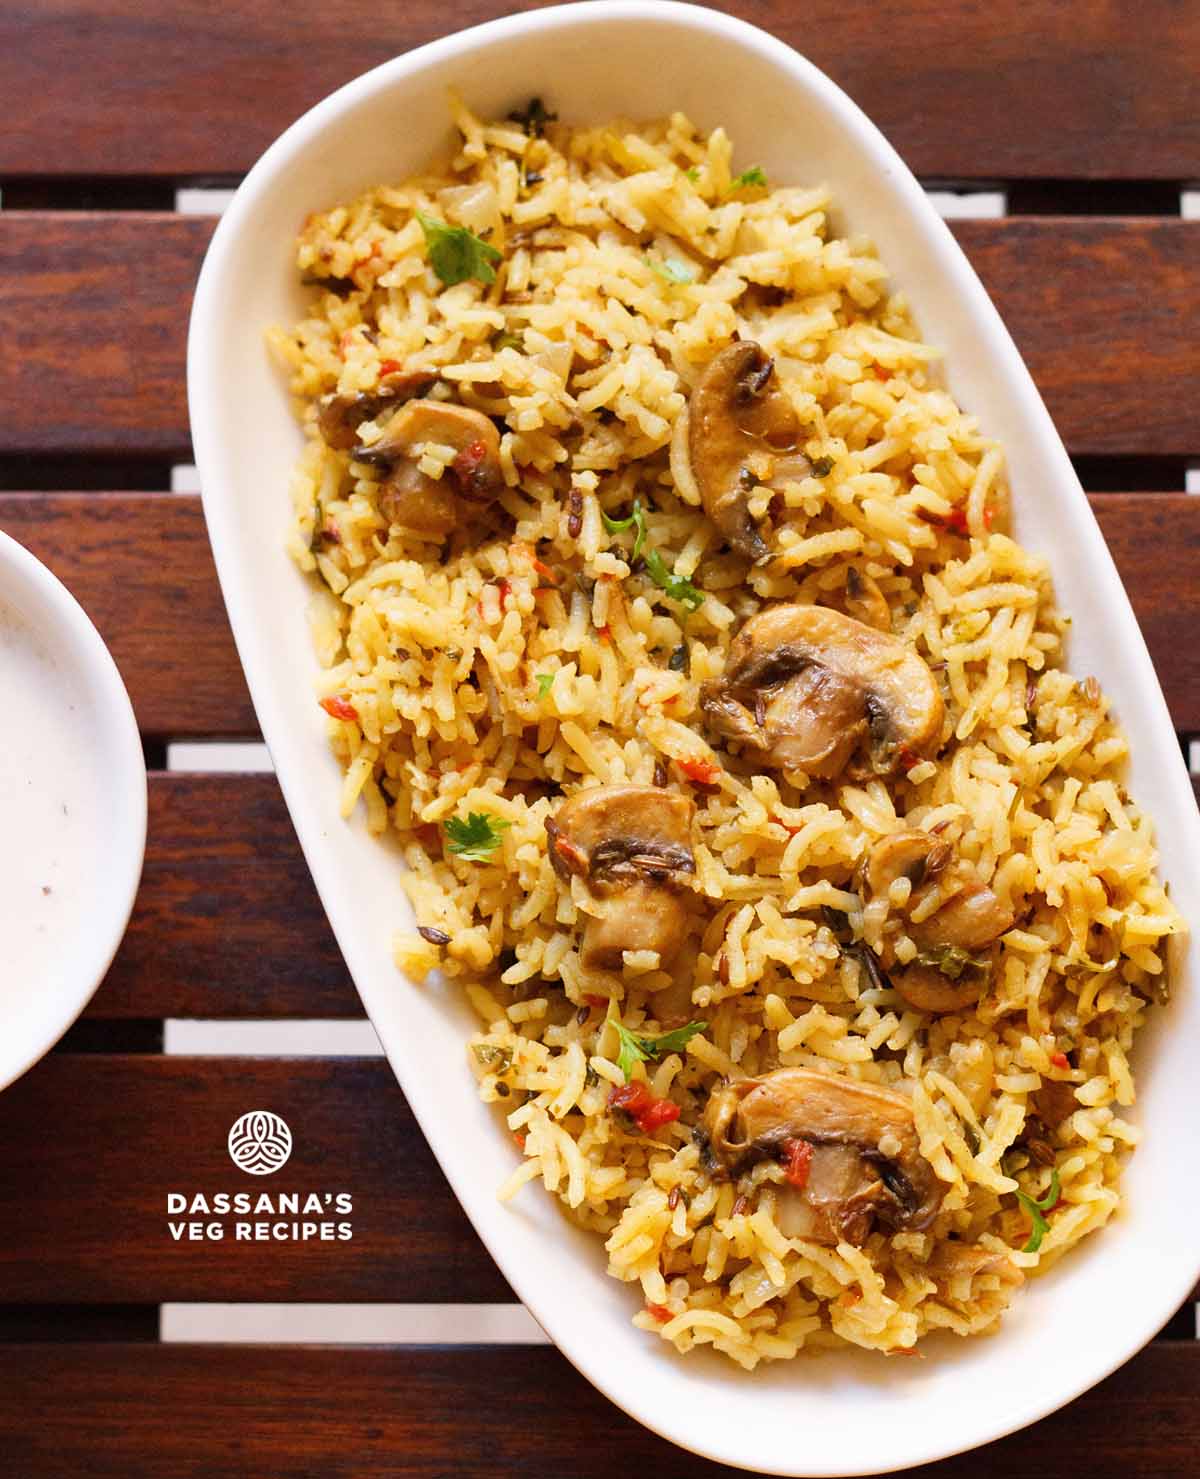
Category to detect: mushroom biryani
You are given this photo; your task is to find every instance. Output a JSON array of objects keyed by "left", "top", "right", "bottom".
[{"left": 271, "top": 99, "right": 1183, "bottom": 1365}]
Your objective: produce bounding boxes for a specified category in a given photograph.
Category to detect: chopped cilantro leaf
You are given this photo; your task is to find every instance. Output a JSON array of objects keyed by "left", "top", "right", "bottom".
[
  {"left": 727, "top": 165, "right": 768, "bottom": 193},
  {"left": 601, "top": 499, "right": 647, "bottom": 559},
  {"left": 810, "top": 455, "right": 834, "bottom": 477},
  {"left": 684, "top": 166, "right": 700, "bottom": 183},
  {"left": 1015, "top": 1169, "right": 1061, "bottom": 1253},
  {"left": 416, "top": 212, "right": 502, "bottom": 287},
  {"left": 535, "top": 673, "right": 555, "bottom": 698},
  {"left": 613, "top": 1019, "right": 708, "bottom": 1082},
  {"left": 601, "top": 500, "right": 704, "bottom": 609},
  {"left": 643, "top": 548, "right": 705, "bottom": 610},
  {"left": 443, "top": 811, "right": 512, "bottom": 862}
]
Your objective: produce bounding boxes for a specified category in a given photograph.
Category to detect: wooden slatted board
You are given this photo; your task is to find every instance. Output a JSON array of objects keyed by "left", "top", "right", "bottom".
[{"left": 0, "top": 2, "right": 1198, "bottom": 1473}]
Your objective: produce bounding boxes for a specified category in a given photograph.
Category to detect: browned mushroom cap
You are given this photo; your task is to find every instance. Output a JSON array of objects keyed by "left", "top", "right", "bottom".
[
  {"left": 316, "top": 370, "right": 438, "bottom": 451},
  {"left": 866, "top": 829, "right": 1013, "bottom": 1014},
  {"left": 688, "top": 342, "right": 804, "bottom": 560},
  {"left": 890, "top": 964, "right": 981, "bottom": 1015},
  {"left": 868, "top": 830, "right": 1014, "bottom": 952},
  {"left": 928, "top": 1241, "right": 1023, "bottom": 1288},
  {"left": 699, "top": 605, "right": 943, "bottom": 778},
  {"left": 867, "top": 829, "right": 953, "bottom": 897},
  {"left": 359, "top": 400, "right": 504, "bottom": 541},
  {"left": 546, "top": 785, "right": 695, "bottom": 971},
  {"left": 703, "top": 1067, "right": 943, "bottom": 1244},
  {"left": 842, "top": 566, "right": 891, "bottom": 631}
]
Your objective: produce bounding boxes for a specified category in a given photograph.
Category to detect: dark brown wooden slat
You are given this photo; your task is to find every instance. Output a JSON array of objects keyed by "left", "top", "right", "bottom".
[
  {"left": 0, "top": 1056, "right": 511, "bottom": 1303},
  {"left": 1, "top": 217, "right": 1198, "bottom": 457},
  {"left": 0, "top": 1341, "right": 1198, "bottom": 1477},
  {"left": 0, "top": 493, "right": 255, "bottom": 735},
  {"left": 1095, "top": 494, "right": 1200, "bottom": 729},
  {"left": 94, "top": 773, "right": 357, "bottom": 1019},
  {"left": 0, "top": 215, "right": 208, "bottom": 458},
  {"left": 2, "top": 1, "right": 1198, "bottom": 180},
  {"left": 953, "top": 220, "right": 1200, "bottom": 459}
]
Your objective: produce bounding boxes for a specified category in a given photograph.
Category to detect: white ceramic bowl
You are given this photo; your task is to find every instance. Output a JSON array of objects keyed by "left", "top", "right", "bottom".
[
  {"left": 0, "top": 531, "right": 146, "bottom": 1090},
  {"left": 188, "top": 4, "right": 1200, "bottom": 1473}
]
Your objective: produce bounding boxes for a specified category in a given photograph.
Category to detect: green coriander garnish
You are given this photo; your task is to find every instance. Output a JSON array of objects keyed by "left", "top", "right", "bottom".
[
  {"left": 601, "top": 499, "right": 704, "bottom": 611},
  {"left": 684, "top": 166, "right": 700, "bottom": 183},
  {"left": 416, "top": 212, "right": 502, "bottom": 287},
  {"left": 443, "top": 811, "right": 513, "bottom": 862},
  {"left": 601, "top": 499, "right": 648, "bottom": 559},
  {"left": 810, "top": 455, "right": 834, "bottom": 478},
  {"left": 613, "top": 1019, "right": 708, "bottom": 1082},
  {"left": 535, "top": 673, "right": 555, "bottom": 698},
  {"left": 643, "top": 547, "right": 704, "bottom": 611},
  {"left": 1015, "top": 1169, "right": 1061, "bottom": 1253},
  {"left": 493, "top": 331, "right": 524, "bottom": 352},
  {"left": 727, "top": 165, "right": 768, "bottom": 193}
]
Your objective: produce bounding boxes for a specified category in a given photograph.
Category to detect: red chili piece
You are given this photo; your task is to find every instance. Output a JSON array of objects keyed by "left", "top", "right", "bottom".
[
  {"left": 608, "top": 1081, "right": 681, "bottom": 1135},
  {"left": 451, "top": 438, "right": 489, "bottom": 494},
  {"left": 677, "top": 757, "right": 722, "bottom": 786},
  {"left": 319, "top": 695, "right": 359, "bottom": 722},
  {"left": 645, "top": 1303, "right": 673, "bottom": 1324},
  {"left": 781, "top": 1137, "right": 814, "bottom": 1190}
]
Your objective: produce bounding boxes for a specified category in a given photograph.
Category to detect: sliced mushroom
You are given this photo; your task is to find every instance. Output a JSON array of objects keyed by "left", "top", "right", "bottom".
[
  {"left": 316, "top": 370, "right": 438, "bottom": 451},
  {"left": 703, "top": 1067, "right": 944, "bottom": 1244},
  {"left": 928, "top": 1241, "right": 1023, "bottom": 1288},
  {"left": 688, "top": 341, "right": 804, "bottom": 560},
  {"left": 842, "top": 566, "right": 892, "bottom": 632},
  {"left": 699, "top": 604, "right": 943, "bottom": 779},
  {"left": 891, "top": 964, "right": 980, "bottom": 1015},
  {"left": 546, "top": 785, "right": 695, "bottom": 971},
  {"left": 866, "top": 829, "right": 1013, "bottom": 1014},
  {"left": 867, "top": 830, "right": 953, "bottom": 897},
  {"left": 358, "top": 400, "right": 504, "bottom": 541},
  {"left": 868, "top": 830, "right": 1014, "bottom": 952}
]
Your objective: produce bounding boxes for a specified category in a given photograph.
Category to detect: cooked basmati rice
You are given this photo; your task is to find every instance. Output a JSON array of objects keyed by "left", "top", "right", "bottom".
[{"left": 270, "top": 99, "right": 1183, "bottom": 1366}]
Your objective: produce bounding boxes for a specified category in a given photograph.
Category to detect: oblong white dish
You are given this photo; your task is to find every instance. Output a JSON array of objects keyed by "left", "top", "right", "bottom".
[
  {"left": 188, "top": 4, "right": 1200, "bottom": 1472},
  {"left": 0, "top": 531, "right": 146, "bottom": 1091}
]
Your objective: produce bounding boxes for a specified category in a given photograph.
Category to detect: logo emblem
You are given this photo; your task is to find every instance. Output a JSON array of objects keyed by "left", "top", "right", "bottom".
[{"left": 228, "top": 1111, "right": 293, "bottom": 1176}]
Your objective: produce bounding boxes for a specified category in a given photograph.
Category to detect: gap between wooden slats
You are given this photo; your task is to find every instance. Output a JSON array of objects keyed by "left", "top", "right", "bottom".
[{"left": 0, "top": 217, "right": 1198, "bottom": 458}]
